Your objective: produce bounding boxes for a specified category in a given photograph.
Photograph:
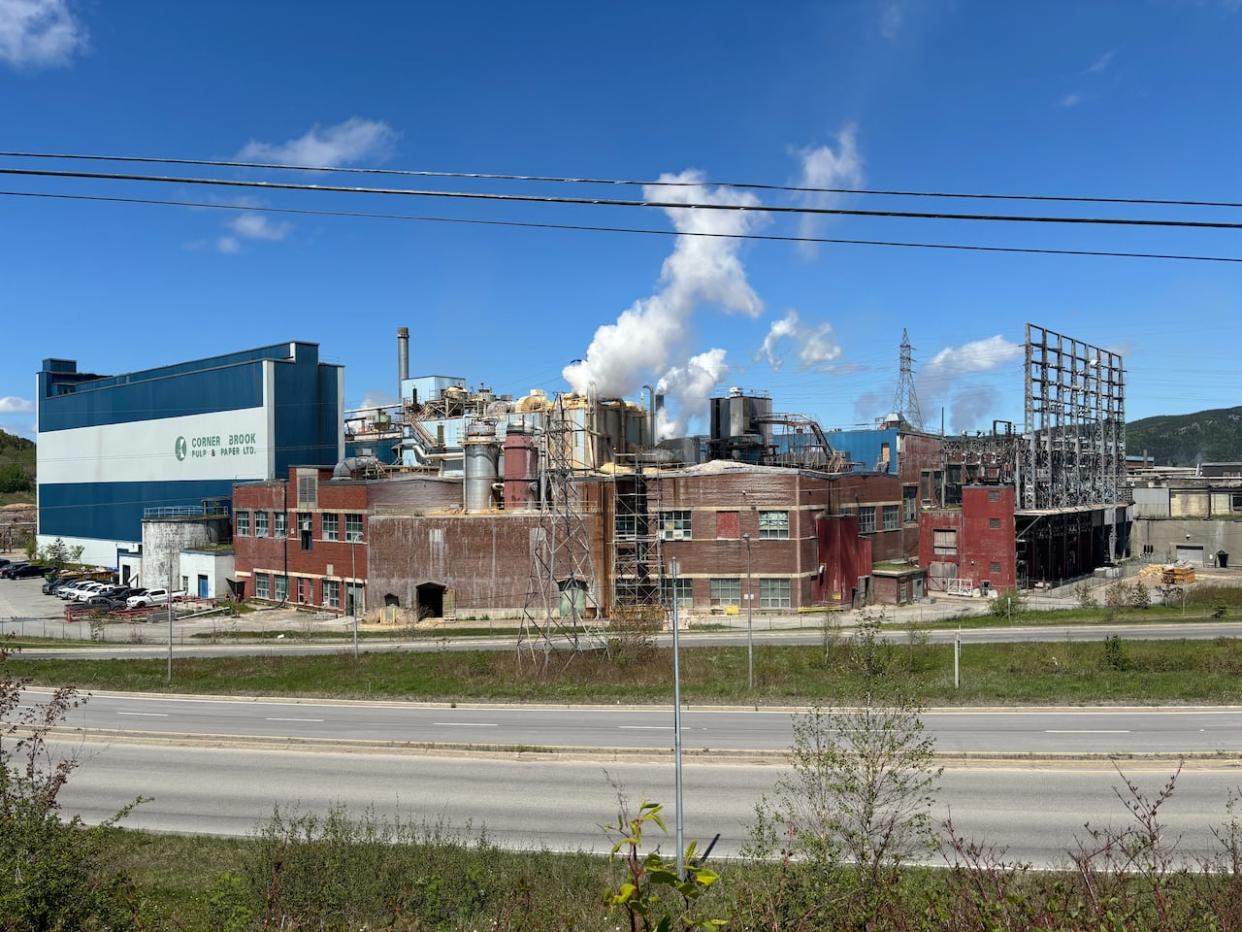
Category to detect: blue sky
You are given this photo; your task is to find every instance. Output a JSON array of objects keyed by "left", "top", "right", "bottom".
[{"left": 2, "top": 0, "right": 1241, "bottom": 440}]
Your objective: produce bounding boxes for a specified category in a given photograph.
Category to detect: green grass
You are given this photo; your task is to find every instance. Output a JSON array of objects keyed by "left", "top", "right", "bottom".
[{"left": 12, "top": 636, "right": 1242, "bottom": 705}]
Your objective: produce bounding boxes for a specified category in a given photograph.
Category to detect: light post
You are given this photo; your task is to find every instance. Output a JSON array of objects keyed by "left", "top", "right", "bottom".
[
  {"left": 741, "top": 532, "right": 753, "bottom": 692},
  {"left": 669, "top": 557, "right": 685, "bottom": 880},
  {"left": 350, "top": 535, "right": 359, "bottom": 659},
  {"left": 166, "top": 547, "right": 174, "bottom": 685}
]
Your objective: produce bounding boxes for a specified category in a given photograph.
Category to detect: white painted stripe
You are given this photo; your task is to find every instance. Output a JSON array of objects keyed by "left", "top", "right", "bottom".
[
  {"left": 1044, "top": 729, "right": 1131, "bottom": 734},
  {"left": 117, "top": 711, "right": 169, "bottom": 718},
  {"left": 619, "top": 725, "right": 674, "bottom": 730},
  {"left": 265, "top": 717, "right": 325, "bottom": 723},
  {"left": 433, "top": 722, "right": 499, "bottom": 728}
]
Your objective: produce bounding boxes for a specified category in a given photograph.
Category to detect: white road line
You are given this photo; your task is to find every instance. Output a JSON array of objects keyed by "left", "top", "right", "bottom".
[
  {"left": 432, "top": 722, "right": 499, "bottom": 728},
  {"left": 265, "top": 717, "right": 325, "bottom": 723},
  {"left": 618, "top": 725, "right": 674, "bottom": 730},
  {"left": 1044, "top": 729, "right": 1131, "bottom": 734},
  {"left": 117, "top": 711, "right": 169, "bottom": 718}
]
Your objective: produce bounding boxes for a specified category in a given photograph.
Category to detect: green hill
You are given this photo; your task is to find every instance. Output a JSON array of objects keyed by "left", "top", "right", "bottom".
[
  {"left": 1127, "top": 406, "right": 1242, "bottom": 466},
  {"left": 0, "top": 429, "right": 35, "bottom": 503}
]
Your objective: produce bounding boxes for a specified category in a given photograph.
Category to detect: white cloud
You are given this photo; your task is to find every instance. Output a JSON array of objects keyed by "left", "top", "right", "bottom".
[
  {"left": 237, "top": 117, "right": 398, "bottom": 167},
  {"left": 656, "top": 348, "right": 729, "bottom": 439},
  {"left": 925, "top": 335, "right": 1022, "bottom": 375},
  {"left": 562, "top": 170, "right": 764, "bottom": 405},
  {"left": 791, "top": 126, "right": 865, "bottom": 257},
  {"left": 919, "top": 335, "right": 1023, "bottom": 431},
  {"left": 881, "top": 2, "right": 904, "bottom": 39},
  {"left": 0, "top": 395, "right": 34, "bottom": 414},
  {"left": 355, "top": 391, "right": 397, "bottom": 409},
  {"left": 228, "top": 212, "right": 290, "bottom": 241},
  {"left": 0, "top": 0, "right": 86, "bottom": 69},
  {"left": 757, "top": 309, "right": 844, "bottom": 371},
  {"left": 216, "top": 236, "right": 241, "bottom": 254},
  {"left": 1057, "top": 92, "right": 1082, "bottom": 108},
  {"left": 1086, "top": 49, "right": 1115, "bottom": 73}
]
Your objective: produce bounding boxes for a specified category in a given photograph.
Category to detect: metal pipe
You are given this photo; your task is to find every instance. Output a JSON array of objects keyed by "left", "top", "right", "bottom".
[
  {"left": 397, "top": 326, "right": 410, "bottom": 388},
  {"left": 643, "top": 383, "right": 656, "bottom": 448},
  {"left": 670, "top": 557, "right": 685, "bottom": 880}
]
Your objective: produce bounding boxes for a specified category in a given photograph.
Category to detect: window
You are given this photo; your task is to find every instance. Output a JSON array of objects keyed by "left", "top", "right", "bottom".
[
  {"left": 882, "top": 505, "right": 899, "bottom": 531},
  {"left": 659, "top": 510, "right": 692, "bottom": 541},
  {"left": 989, "top": 562, "right": 1002, "bottom": 574},
  {"left": 255, "top": 574, "right": 270, "bottom": 599},
  {"left": 322, "top": 513, "right": 339, "bottom": 542},
  {"left": 988, "top": 517, "right": 1001, "bottom": 529},
  {"left": 297, "top": 471, "right": 317, "bottom": 507},
  {"left": 858, "top": 507, "right": 876, "bottom": 534},
  {"left": 709, "top": 577, "right": 741, "bottom": 606},
  {"left": 274, "top": 575, "right": 287, "bottom": 602},
  {"left": 661, "top": 577, "right": 693, "bottom": 610},
  {"left": 759, "top": 578, "right": 791, "bottom": 609},
  {"left": 236, "top": 511, "right": 250, "bottom": 536},
  {"left": 345, "top": 513, "right": 364, "bottom": 543},
  {"left": 298, "top": 512, "right": 313, "bottom": 551},
  {"left": 759, "top": 510, "right": 789, "bottom": 539},
  {"left": 716, "top": 510, "right": 740, "bottom": 539},
  {"left": 1233, "top": 492, "right": 1242, "bottom": 513},
  {"left": 988, "top": 490, "right": 1001, "bottom": 503},
  {"left": 296, "top": 577, "right": 312, "bottom": 604},
  {"left": 903, "top": 487, "right": 917, "bottom": 524},
  {"left": 615, "top": 512, "right": 637, "bottom": 540},
  {"left": 345, "top": 582, "right": 365, "bottom": 615},
  {"left": 180, "top": 575, "right": 188, "bottom": 592},
  {"left": 274, "top": 512, "right": 287, "bottom": 537},
  {"left": 254, "top": 510, "right": 269, "bottom": 538},
  {"left": 933, "top": 528, "right": 958, "bottom": 557},
  {"left": 322, "top": 579, "right": 340, "bottom": 609}
]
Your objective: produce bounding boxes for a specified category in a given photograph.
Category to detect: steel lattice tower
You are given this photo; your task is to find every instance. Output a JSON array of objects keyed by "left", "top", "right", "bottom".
[{"left": 892, "top": 328, "right": 924, "bottom": 430}]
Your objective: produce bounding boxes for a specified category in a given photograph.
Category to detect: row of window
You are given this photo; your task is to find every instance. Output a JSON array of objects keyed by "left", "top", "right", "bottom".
[
  {"left": 251, "top": 573, "right": 365, "bottom": 611},
  {"left": 236, "top": 511, "right": 364, "bottom": 543},
  {"left": 639, "top": 510, "right": 791, "bottom": 542},
  {"left": 858, "top": 504, "right": 902, "bottom": 534},
  {"left": 654, "top": 577, "right": 793, "bottom": 609}
]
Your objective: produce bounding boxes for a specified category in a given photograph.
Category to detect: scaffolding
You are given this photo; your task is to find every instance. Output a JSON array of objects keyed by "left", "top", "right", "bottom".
[
  {"left": 1021, "top": 323, "right": 1126, "bottom": 511},
  {"left": 759, "top": 414, "right": 852, "bottom": 472},
  {"left": 516, "top": 395, "right": 607, "bottom": 670}
]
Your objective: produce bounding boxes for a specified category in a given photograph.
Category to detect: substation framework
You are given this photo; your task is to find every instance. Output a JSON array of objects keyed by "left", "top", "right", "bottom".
[{"left": 516, "top": 396, "right": 607, "bottom": 670}]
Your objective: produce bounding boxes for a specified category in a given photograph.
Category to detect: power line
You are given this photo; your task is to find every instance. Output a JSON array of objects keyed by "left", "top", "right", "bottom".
[
  {"left": 4, "top": 149, "right": 1242, "bottom": 210},
  {"left": 4, "top": 189, "right": 1242, "bottom": 264},
  {"left": 4, "top": 165, "right": 1242, "bottom": 231}
]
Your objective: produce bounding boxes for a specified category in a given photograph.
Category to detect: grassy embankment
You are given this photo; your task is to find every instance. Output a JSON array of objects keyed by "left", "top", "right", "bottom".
[{"left": 12, "top": 634, "right": 1242, "bottom": 704}]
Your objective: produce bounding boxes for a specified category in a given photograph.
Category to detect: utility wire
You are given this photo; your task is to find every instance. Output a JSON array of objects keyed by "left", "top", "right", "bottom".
[
  {"left": 3, "top": 149, "right": 1242, "bottom": 210},
  {"left": 5, "top": 189, "right": 1242, "bottom": 264},
  {"left": 4, "top": 165, "right": 1242, "bottom": 230}
]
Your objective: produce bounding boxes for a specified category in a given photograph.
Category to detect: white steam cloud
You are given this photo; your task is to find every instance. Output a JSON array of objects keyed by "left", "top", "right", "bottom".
[
  {"left": 758, "top": 309, "right": 843, "bottom": 371},
  {"left": 563, "top": 170, "right": 764, "bottom": 415},
  {"left": 792, "top": 126, "right": 864, "bottom": 257},
  {"left": 918, "top": 334, "right": 1022, "bottom": 432},
  {"left": 656, "top": 348, "right": 729, "bottom": 439}
]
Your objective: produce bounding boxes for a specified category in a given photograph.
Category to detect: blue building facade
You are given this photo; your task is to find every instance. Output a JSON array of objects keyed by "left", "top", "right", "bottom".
[{"left": 36, "top": 342, "right": 342, "bottom": 567}]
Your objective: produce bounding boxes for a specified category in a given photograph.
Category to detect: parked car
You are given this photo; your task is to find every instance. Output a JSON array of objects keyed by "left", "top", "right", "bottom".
[
  {"left": 42, "top": 576, "right": 78, "bottom": 595},
  {"left": 0, "top": 562, "right": 31, "bottom": 579},
  {"left": 0, "top": 558, "right": 12, "bottom": 569},
  {"left": 57, "top": 581, "right": 88, "bottom": 600},
  {"left": 126, "top": 588, "right": 186, "bottom": 609},
  {"left": 63, "top": 581, "right": 105, "bottom": 601},
  {"left": 83, "top": 595, "right": 125, "bottom": 611},
  {"left": 9, "top": 564, "right": 52, "bottom": 579}
]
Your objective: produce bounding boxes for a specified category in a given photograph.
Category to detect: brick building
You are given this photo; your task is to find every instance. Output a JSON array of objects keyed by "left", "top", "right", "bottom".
[{"left": 918, "top": 485, "right": 1018, "bottom": 593}]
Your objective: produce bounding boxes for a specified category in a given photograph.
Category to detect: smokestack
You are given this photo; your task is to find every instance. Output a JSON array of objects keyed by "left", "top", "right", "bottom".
[{"left": 397, "top": 326, "right": 409, "bottom": 393}]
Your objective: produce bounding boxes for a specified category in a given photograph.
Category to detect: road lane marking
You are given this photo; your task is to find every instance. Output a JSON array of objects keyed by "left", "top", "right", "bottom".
[
  {"left": 117, "top": 711, "right": 169, "bottom": 717},
  {"left": 265, "top": 717, "right": 325, "bottom": 723},
  {"left": 1045, "top": 729, "right": 1131, "bottom": 734},
  {"left": 619, "top": 725, "right": 674, "bottom": 730},
  {"left": 433, "top": 722, "right": 498, "bottom": 727}
]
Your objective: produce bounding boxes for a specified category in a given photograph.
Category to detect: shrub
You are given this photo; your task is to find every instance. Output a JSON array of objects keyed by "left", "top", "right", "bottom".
[
  {"left": 1130, "top": 581, "right": 1152, "bottom": 610},
  {"left": 989, "top": 589, "right": 1024, "bottom": 619},
  {"left": 1074, "top": 581, "right": 1097, "bottom": 609},
  {"left": 1101, "top": 634, "right": 1131, "bottom": 671}
]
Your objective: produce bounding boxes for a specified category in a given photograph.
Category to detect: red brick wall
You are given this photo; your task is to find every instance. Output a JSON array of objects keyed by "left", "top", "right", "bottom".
[{"left": 918, "top": 485, "right": 1016, "bottom": 591}]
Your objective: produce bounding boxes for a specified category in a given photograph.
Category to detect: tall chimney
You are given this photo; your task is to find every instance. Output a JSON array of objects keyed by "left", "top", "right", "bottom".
[{"left": 397, "top": 326, "right": 409, "bottom": 395}]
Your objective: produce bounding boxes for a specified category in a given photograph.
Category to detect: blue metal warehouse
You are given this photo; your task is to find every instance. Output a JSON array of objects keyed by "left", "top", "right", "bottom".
[{"left": 36, "top": 342, "right": 343, "bottom": 568}]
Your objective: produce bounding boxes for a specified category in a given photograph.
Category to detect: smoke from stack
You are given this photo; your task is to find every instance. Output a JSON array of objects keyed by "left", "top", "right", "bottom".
[{"left": 562, "top": 171, "right": 764, "bottom": 427}]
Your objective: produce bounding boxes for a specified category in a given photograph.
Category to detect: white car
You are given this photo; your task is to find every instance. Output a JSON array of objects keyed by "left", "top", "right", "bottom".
[
  {"left": 126, "top": 588, "right": 186, "bottom": 609},
  {"left": 72, "top": 582, "right": 109, "bottom": 602},
  {"left": 60, "top": 581, "right": 101, "bottom": 601}
]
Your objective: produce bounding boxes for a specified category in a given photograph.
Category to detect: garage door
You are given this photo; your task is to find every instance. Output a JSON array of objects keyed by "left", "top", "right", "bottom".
[{"left": 1175, "top": 544, "right": 1204, "bottom": 565}]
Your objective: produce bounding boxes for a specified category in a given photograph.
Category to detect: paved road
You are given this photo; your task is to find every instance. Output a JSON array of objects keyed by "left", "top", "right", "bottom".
[
  {"left": 52, "top": 740, "right": 1240, "bottom": 865},
  {"left": 26, "top": 689, "right": 1242, "bottom": 756},
  {"left": 11, "top": 620, "right": 1242, "bottom": 661}
]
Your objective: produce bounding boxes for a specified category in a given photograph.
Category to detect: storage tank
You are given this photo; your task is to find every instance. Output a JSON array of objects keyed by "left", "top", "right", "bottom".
[
  {"left": 709, "top": 388, "right": 773, "bottom": 462},
  {"left": 462, "top": 423, "right": 500, "bottom": 513},
  {"left": 502, "top": 427, "right": 539, "bottom": 511}
]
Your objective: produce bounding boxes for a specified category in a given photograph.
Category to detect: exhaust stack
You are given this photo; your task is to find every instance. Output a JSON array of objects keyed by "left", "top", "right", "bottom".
[{"left": 397, "top": 326, "right": 410, "bottom": 394}]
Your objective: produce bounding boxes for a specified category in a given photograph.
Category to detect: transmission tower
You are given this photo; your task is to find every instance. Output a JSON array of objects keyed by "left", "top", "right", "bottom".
[
  {"left": 891, "top": 328, "right": 924, "bottom": 429},
  {"left": 516, "top": 395, "right": 607, "bottom": 672}
]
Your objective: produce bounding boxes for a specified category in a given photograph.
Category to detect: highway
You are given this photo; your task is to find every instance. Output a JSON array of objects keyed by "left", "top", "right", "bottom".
[
  {"left": 52, "top": 740, "right": 1242, "bottom": 866},
  {"left": 25, "top": 689, "right": 1242, "bottom": 756},
  {"left": 10, "top": 619, "right": 1242, "bottom": 661}
]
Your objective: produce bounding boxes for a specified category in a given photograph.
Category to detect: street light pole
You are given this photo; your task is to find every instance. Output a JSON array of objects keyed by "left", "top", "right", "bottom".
[
  {"left": 742, "top": 533, "right": 753, "bottom": 692},
  {"left": 351, "top": 537, "right": 359, "bottom": 659},
  {"left": 166, "top": 550, "right": 174, "bottom": 685},
  {"left": 670, "top": 557, "right": 685, "bottom": 880}
]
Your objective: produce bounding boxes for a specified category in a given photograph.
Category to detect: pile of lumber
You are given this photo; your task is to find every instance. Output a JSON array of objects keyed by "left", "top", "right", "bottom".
[{"left": 1161, "top": 565, "right": 1197, "bottom": 586}]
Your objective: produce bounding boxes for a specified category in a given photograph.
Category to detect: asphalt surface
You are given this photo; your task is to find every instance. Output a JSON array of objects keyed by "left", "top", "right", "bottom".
[
  {"left": 10, "top": 619, "right": 1242, "bottom": 661},
  {"left": 51, "top": 740, "right": 1241, "bottom": 865},
  {"left": 24, "top": 689, "right": 1242, "bottom": 756}
]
